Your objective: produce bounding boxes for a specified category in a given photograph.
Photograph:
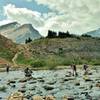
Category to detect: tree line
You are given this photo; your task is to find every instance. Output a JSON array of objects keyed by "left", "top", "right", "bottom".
[
  {"left": 46, "top": 30, "right": 92, "bottom": 38},
  {"left": 25, "top": 30, "right": 92, "bottom": 44}
]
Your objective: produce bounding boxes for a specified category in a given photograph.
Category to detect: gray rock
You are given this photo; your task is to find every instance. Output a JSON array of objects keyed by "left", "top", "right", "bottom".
[
  {"left": 18, "top": 89, "right": 26, "bottom": 93},
  {"left": 43, "top": 85, "right": 54, "bottom": 91}
]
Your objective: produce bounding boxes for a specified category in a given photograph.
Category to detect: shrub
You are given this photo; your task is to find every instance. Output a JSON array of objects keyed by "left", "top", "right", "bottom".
[
  {"left": 31, "top": 59, "right": 46, "bottom": 68},
  {"left": 45, "top": 56, "right": 58, "bottom": 70},
  {"left": 16, "top": 52, "right": 33, "bottom": 65},
  {"left": 81, "top": 34, "right": 92, "bottom": 37}
]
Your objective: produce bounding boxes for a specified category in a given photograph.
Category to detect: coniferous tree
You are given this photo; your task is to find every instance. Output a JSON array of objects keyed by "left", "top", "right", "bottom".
[
  {"left": 25, "top": 37, "right": 32, "bottom": 44},
  {"left": 47, "top": 30, "right": 57, "bottom": 38}
]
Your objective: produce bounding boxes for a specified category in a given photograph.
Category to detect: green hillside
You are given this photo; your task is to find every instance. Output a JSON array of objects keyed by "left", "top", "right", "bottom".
[
  {"left": 0, "top": 34, "right": 17, "bottom": 63},
  {"left": 16, "top": 37, "right": 100, "bottom": 68}
]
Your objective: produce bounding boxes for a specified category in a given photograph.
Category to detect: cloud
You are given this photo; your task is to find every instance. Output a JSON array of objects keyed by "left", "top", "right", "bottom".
[
  {"left": 4, "top": 4, "right": 44, "bottom": 29},
  {"left": 25, "top": 0, "right": 32, "bottom": 2},
  {"left": 35, "top": 0, "right": 100, "bottom": 34},
  {"left": 0, "top": 20, "right": 13, "bottom": 26},
  {"left": 35, "top": 0, "right": 100, "bottom": 13},
  {"left": 3, "top": 0, "right": 100, "bottom": 36},
  {"left": 24, "top": 0, "right": 33, "bottom": 2}
]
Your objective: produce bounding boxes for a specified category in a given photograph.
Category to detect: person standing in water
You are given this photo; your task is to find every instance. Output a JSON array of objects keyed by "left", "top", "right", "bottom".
[
  {"left": 71, "top": 64, "right": 78, "bottom": 76},
  {"left": 83, "top": 64, "right": 89, "bottom": 75},
  {"left": 6, "top": 64, "right": 10, "bottom": 73}
]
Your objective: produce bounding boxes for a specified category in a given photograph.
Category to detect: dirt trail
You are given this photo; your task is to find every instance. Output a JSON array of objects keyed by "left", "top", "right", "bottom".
[{"left": 12, "top": 52, "right": 21, "bottom": 66}]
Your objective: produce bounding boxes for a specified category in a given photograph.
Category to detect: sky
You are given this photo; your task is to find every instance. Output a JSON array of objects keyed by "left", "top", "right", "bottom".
[{"left": 0, "top": 0, "right": 100, "bottom": 36}]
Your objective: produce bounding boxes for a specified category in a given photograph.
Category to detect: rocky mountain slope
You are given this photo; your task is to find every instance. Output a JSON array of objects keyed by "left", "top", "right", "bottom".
[
  {"left": 0, "top": 22, "right": 41, "bottom": 44},
  {"left": 8, "top": 24, "right": 41, "bottom": 44},
  {"left": 0, "top": 22, "right": 20, "bottom": 37}
]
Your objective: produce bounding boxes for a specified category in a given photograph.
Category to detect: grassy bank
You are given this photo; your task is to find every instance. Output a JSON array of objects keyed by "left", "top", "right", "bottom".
[{"left": 16, "top": 52, "right": 100, "bottom": 69}]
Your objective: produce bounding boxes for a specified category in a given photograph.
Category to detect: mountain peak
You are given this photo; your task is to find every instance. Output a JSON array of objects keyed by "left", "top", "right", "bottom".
[
  {"left": 85, "top": 28, "right": 100, "bottom": 37},
  {"left": 19, "top": 23, "right": 35, "bottom": 30},
  {"left": 0, "top": 21, "right": 20, "bottom": 28},
  {"left": 0, "top": 22, "right": 41, "bottom": 44}
]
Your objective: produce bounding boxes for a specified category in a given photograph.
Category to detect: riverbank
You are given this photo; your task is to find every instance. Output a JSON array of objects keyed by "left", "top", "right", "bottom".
[{"left": 0, "top": 64, "right": 99, "bottom": 72}]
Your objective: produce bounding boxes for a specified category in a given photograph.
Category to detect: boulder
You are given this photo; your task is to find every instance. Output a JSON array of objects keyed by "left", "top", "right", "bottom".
[
  {"left": 65, "top": 74, "right": 71, "bottom": 77},
  {"left": 45, "top": 96, "right": 55, "bottom": 100},
  {"left": 7, "top": 80, "right": 16, "bottom": 85},
  {"left": 21, "top": 84, "right": 26, "bottom": 89},
  {"left": 19, "top": 79, "right": 27, "bottom": 83},
  {"left": 11, "top": 85, "right": 16, "bottom": 88},
  {"left": 83, "top": 76, "right": 93, "bottom": 82},
  {"left": 32, "top": 96, "right": 44, "bottom": 100},
  {"left": 7, "top": 92, "right": 24, "bottom": 100},
  {"left": 29, "top": 81, "right": 37, "bottom": 84},
  {"left": 25, "top": 95, "right": 32, "bottom": 99},
  {"left": 0, "top": 97, "right": 2, "bottom": 99},
  {"left": 75, "top": 81, "right": 80, "bottom": 86},
  {"left": 19, "top": 77, "right": 33, "bottom": 83},
  {"left": 38, "top": 79, "right": 45, "bottom": 83},
  {"left": 43, "top": 85, "right": 54, "bottom": 91},
  {"left": 46, "top": 81, "right": 56, "bottom": 85},
  {"left": 63, "top": 77, "right": 75, "bottom": 82},
  {"left": 96, "top": 83, "right": 100, "bottom": 88},
  {"left": 18, "top": 89, "right": 26, "bottom": 93},
  {"left": 62, "top": 96, "right": 74, "bottom": 100}
]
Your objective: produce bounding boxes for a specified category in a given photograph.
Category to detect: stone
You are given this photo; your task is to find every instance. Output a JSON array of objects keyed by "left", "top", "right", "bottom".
[
  {"left": 29, "top": 81, "right": 37, "bottom": 84},
  {"left": 46, "top": 81, "right": 56, "bottom": 85},
  {"left": 67, "top": 97, "right": 74, "bottom": 100},
  {"left": 43, "top": 85, "right": 54, "bottom": 91},
  {"left": 7, "top": 92, "right": 24, "bottom": 100},
  {"left": 88, "top": 72, "right": 92, "bottom": 75},
  {"left": 85, "top": 79, "right": 93, "bottom": 82},
  {"left": 19, "top": 77, "right": 33, "bottom": 83},
  {"left": 83, "top": 76, "right": 93, "bottom": 82},
  {"left": 75, "top": 81, "right": 80, "bottom": 86},
  {"left": 96, "top": 83, "right": 100, "bottom": 88},
  {"left": 65, "top": 74, "right": 71, "bottom": 77},
  {"left": 29, "top": 87, "right": 35, "bottom": 91},
  {"left": 21, "top": 84, "right": 26, "bottom": 89},
  {"left": 32, "top": 96, "right": 44, "bottom": 100},
  {"left": 19, "top": 79, "right": 27, "bottom": 83},
  {"left": 11, "top": 85, "right": 16, "bottom": 88},
  {"left": 63, "top": 77, "right": 75, "bottom": 82},
  {"left": 62, "top": 96, "right": 74, "bottom": 100},
  {"left": 45, "top": 96, "right": 55, "bottom": 100},
  {"left": 7, "top": 80, "right": 16, "bottom": 85},
  {"left": 25, "top": 95, "right": 32, "bottom": 99},
  {"left": 38, "top": 79, "right": 45, "bottom": 83},
  {"left": 18, "top": 89, "right": 26, "bottom": 93}
]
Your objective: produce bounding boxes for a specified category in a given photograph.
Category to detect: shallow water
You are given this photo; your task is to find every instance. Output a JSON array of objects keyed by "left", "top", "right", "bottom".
[{"left": 0, "top": 68, "right": 100, "bottom": 100}]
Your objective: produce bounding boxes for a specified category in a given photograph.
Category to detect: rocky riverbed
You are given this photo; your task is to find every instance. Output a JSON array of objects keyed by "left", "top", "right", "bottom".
[{"left": 0, "top": 67, "right": 100, "bottom": 100}]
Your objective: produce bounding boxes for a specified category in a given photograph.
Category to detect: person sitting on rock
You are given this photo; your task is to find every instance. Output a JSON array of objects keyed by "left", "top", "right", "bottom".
[
  {"left": 24, "top": 68, "right": 32, "bottom": 77},
  {"left": 71, "top": 64, "right": 78, "bottom": 76},
  {"left": 83, "top": 64, "right": 89, "bottom": 75}
]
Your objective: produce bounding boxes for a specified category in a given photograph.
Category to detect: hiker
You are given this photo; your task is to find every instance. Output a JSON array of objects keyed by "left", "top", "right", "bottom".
[
  {"left": 71, "top": 64, "right": 78, "bottom": 76},
  {"left": 6, "top": 64, "right": 10, "bottom": 73},
  {"left": 24, "top": 68, "right": 32, "bottom": 77},
  {"left": 83, "top": 64, "right": 88, "bottom": 75}
]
